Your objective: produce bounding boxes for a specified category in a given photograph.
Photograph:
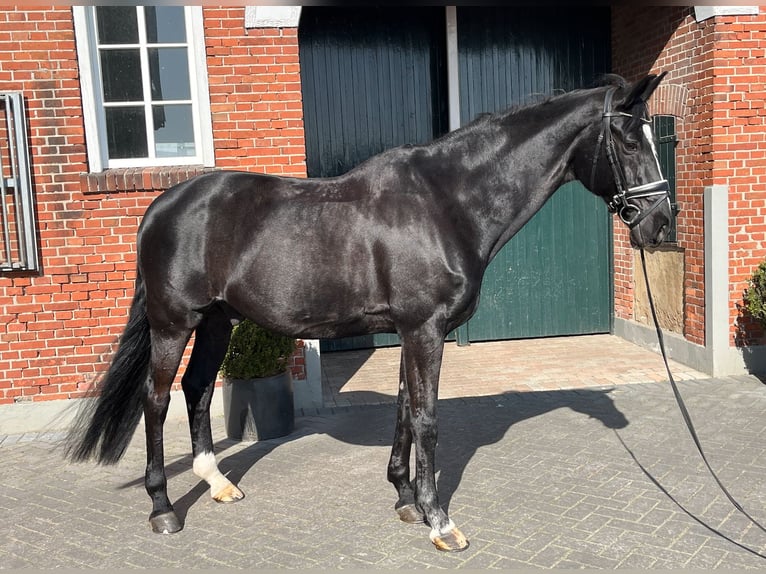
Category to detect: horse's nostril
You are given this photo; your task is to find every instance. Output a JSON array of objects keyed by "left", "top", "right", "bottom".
[{"left": 654, "top": 224, "right": 668, "bottom": 245}]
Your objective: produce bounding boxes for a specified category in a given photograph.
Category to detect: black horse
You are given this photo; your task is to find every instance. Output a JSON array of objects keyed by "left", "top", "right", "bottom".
[{"left": 66, "top": 73, "right": 674, "bottom": 552}]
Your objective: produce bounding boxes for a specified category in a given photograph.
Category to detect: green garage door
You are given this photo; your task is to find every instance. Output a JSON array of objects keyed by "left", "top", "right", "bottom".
[
  {"left": 457, "top": 7, "right": 612, "bottom": 342},
  {"left": 299, "top": 7, "right": 612, "bottom": 351}
]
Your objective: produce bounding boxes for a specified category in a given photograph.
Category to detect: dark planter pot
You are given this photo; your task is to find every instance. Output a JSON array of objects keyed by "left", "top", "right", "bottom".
[{"left": 222, "top": 370, "right": 295, "bottom": 441}]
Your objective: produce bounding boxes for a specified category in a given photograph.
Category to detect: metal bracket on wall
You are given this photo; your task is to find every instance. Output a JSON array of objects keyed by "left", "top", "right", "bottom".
[{"left": 0, "top": 92, "right": 38, "bottom": 273}]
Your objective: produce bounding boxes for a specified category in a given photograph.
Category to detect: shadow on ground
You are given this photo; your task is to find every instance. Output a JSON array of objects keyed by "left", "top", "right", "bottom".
[{"left": 118, "top": 387, "right": 628, "bottom": 526}]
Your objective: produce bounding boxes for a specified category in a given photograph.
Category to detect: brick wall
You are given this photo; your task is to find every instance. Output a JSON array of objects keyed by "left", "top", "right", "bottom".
[
  {"left": 613, "top": 7, "right": 718, "bottom": 347},
  {"left": 204, "top": 9, "right": 305, "bottom": 174},
  {"left": 613, "top": 6, "right": 766, "bottom": 349},
  {"left": 0, "top": 7, "right": 307, "bottom": 405},
  {"left": 711, "top": 12, "right": 766, "bottom": 346},
  {"left": 0, "top": 7, "right": 92, "bottom": 403}
]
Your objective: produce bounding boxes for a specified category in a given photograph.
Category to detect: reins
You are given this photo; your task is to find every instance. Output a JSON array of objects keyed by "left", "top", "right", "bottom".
[
  {"left": 597, "top": 82, "right": 766, "bottom": 548},
  {"left": 639, "top": 248, "right": 766, "bottom": 540}
]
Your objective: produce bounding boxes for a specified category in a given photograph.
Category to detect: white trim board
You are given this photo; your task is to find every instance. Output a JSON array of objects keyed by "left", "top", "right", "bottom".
[
  {"left": 244, "top": 6, "right": 302, "bottom": 28},
  {"left": 694, "top": 6, "right": 759, "bottom": 22}
]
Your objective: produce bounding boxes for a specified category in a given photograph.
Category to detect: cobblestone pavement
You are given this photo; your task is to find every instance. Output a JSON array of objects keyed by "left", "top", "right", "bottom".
[{"left": 4, "top": 373, "right": 766, "bottom": 568}]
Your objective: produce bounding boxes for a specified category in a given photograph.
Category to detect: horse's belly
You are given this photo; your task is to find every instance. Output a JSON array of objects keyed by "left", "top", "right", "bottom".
[{"left": 288, "top": 306, "right": 395, "bottom": 340}]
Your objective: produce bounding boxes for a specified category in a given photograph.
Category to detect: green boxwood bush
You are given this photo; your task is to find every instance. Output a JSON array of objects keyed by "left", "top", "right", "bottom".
[
  {"left": 220, "top": 319, "right": 297, "bottom": 379},
  {"left": 743, "top": 261, "right": 766, "bottom": 329}
]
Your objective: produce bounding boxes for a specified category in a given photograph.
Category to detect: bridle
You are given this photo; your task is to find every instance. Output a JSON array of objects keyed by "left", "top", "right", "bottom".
[{"left": 590, "top": 87, "right": 672, "bottom": 229}]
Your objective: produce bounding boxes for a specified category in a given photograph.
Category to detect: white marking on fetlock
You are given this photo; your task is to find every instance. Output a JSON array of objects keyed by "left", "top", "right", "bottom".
[
  {"left": 193, "top": 451, "right": 234, "bottom": 498},
  {"left": 429, "top": 519, "right": 456, "bottom": 542}
]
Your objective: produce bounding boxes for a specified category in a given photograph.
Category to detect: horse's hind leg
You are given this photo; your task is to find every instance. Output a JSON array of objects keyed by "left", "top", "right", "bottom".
[
  {"left": 144, "top": 325, "right": 193, "bottom": 534},
  {"left": 182, "top": 308, "right": 244, "bottom": 503},
  {"left": 388, "top": 352, "right": 425, "bottom": 524}
]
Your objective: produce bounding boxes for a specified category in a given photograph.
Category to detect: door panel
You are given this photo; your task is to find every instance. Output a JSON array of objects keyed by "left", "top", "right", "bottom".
[{"left": 457, "top": 7, "right": 612, "bottom": 342}]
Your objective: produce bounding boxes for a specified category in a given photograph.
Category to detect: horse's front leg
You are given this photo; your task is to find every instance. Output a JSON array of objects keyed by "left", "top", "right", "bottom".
[
  {"left": 400, "top": 324, "right": 469, "bottom": 552},
  {"left": 144, "top": 328, "right": 191, "bottom": 534},
  {"left": 387, "top": 352, "right": 425, "bottom": 524}
]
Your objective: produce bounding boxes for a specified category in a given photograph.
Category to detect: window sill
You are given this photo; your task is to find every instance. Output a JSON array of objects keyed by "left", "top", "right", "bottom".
[{"left": 79, "top": 165, "right": 217, "bottom": 195}]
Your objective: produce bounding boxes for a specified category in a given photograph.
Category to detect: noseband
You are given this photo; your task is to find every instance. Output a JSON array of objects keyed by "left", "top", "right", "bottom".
[{"left": 590, "top": 87, "right": 671, "bottom": 229}]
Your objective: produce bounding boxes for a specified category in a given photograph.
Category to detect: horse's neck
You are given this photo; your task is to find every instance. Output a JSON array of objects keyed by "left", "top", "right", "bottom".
[{"left": 441, "top": 98, "right": 597, "bottom": 264}]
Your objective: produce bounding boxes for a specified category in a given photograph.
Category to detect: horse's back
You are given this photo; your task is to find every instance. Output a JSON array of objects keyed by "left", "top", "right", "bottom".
[{"left": 136, "top": 166, "right": 476, "bottom": 337}]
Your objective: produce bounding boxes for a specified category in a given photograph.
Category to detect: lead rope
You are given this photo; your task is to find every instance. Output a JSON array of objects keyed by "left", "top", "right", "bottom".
[{"left": 639, "top": 247, "right": 766, "bottom": 537}]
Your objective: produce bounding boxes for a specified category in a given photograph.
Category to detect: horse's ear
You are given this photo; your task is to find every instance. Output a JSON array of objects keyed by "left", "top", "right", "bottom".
[{"left": 616, "top": 71, "right": 668, "bottom": 111}]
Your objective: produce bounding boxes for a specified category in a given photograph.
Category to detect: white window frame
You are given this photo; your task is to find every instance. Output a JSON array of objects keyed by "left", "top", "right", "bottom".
[{"left": 73, "top": 6, "right": 214, "bottom": 172}]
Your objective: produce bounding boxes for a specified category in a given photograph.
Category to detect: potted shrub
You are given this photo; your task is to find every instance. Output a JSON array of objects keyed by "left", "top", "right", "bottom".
[
  {"left": 220, "top": 319, "right": 297, "bottom": 441},
  {"left": 744, "top": 260, "right": 766, "bottom": 330}
]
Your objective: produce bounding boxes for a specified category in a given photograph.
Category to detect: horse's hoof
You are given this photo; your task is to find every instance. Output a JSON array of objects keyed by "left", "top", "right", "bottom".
[
  {"left": 149, "top": 511, "right": 183, "bottom": 534},
  {"left": 430, "top": 523, "right": 469, "bottom": 552},
  {"left": 212, "top": 483, "right": 245, "bottom": 504},
  {"left": 395, "top": 503, "right": 425, "bottom": 524}
]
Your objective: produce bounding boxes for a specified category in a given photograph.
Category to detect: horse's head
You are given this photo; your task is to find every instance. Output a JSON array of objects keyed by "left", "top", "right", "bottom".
[{"left": 580, "top": 73, "right": 676, "bottom": 248}]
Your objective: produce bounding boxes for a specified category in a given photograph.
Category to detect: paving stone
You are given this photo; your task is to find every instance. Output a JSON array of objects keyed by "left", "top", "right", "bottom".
[{"left": 5, "top": 373, "right": 766, "bottom": 567}]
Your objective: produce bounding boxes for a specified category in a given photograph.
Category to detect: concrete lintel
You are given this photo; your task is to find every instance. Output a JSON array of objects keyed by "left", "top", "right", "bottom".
[
  {"left": 244, "top": 6, "right": 302, "bottom": 29},
  {"left": 694, "top": 6, "right": 759, "bottom": 22}
]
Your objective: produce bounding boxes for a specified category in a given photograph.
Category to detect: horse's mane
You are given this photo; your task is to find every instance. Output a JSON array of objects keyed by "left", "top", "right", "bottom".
[
  {"left": 468, "top": 79, "right": 611, "bottom": 125},
  {"left": 592, "top": 73, "right": 628, "bottom": 89},
  {"left": 431, "top": 74, "right": 626, "bottom": 145}
]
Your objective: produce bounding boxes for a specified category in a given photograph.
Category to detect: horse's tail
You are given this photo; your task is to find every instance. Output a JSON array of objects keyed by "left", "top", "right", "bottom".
[{"left": 64, "top": 272, "right": 151, "bottom": 465}]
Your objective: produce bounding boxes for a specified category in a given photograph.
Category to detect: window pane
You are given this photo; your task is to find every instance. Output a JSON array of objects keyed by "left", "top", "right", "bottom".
[
  {"left": 96, "top": 7, "right": 138, "bottom": 45},
  {"left": 145, "top": 6, "right": 187, "bottom": 44},
  {"left": 105, "top": 107, "right": 148, "bottom": 159},
  {"left": 100, "top": 49, "right": 143, "bottom": 102},
  {"left": 148, "top": 48, "right": 191, "bottom": 101},
  {"left": 154, "top": 104, "right": 195, "bottom": 157}
]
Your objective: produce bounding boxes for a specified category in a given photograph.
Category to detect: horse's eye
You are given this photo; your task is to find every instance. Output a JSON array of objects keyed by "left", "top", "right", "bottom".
[{"left": 624, "top": 140, "right": 639, "bottom": 152}]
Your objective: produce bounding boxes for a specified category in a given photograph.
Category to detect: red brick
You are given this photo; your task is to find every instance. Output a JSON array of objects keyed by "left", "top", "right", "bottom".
[{"left": 0, "top": 7, "right": 307, "bottom": 402}]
